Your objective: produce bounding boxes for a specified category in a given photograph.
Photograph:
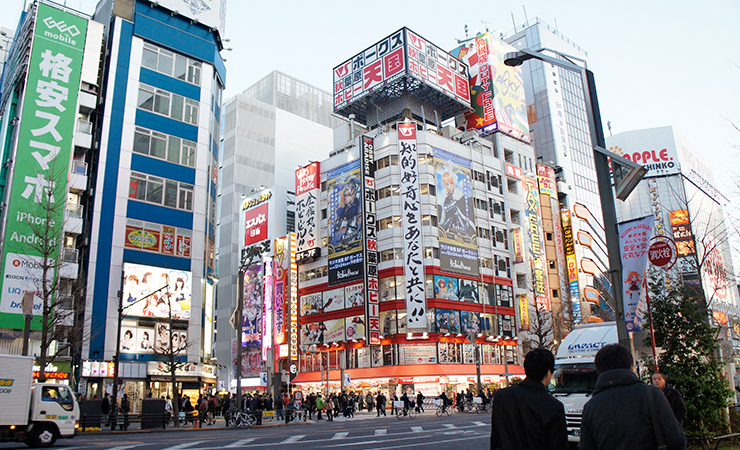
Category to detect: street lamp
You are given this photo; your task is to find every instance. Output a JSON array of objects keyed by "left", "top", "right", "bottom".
[{"left": 504, "top": 48, "right": 647, "bottom": 348}]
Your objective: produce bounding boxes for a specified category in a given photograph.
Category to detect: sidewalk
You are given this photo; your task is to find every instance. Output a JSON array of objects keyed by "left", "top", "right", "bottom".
[{"left": 79, "top": 416, "right": 311, "bottom": 435}]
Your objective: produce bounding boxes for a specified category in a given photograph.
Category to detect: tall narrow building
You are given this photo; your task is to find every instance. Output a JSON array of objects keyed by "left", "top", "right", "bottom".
[{"left": 80, "top": 0, "right": 226, "bottom": 410}]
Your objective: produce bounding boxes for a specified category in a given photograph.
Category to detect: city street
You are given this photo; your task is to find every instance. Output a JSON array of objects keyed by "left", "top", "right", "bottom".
[{"left": 0, "top": 411, "right": 491, "bottom": 450}]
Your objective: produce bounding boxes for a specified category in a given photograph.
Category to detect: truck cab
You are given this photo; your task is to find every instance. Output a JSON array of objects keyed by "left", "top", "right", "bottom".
[{"left": 551, "top": 322, "right": 617, "bottom": 443}]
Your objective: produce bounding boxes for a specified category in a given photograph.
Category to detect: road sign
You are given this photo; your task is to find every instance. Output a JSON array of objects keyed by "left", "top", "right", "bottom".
[{"left": 648, "top": 237, "right": 676, "bottom": 269}]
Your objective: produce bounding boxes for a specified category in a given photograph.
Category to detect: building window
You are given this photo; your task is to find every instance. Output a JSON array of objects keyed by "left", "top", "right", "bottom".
[
  {"left": 546, "top": 232, "right": 553, "bottom": 241},
  {"left": 142, "top": 42, "right": 202, "bottom": 86},
  {"left": 133, "top": 127, "right": 196, "bottom": 167},
  {"left": 321, "top": 209, "right": 327, "bottom": 220},
  {"left": 138, "top": 84, "right": 199, "bottom": 126},
  {"left": 377, "top": 185, "right": 399, "bottom": 200},
  {"left": 421, "top": 214, "right": 437, "bottom": 227},
  {"left": 419, "top": 184, "right": 436, "bottom": 196},
  {"left": 477, "top": 227, "right": 490, "bottom": 239},
  {"left": 516, "top": 273, "right": 527, "bottom": 288},
  {"left": 507, "top": 178, "right": 517, "bottom": 194},
  {"left": 423, "top": 247, "right": 439, "bottom": 259},
  {"left": 129, "top": 172, "right": 193, "bottom": 212},
  {"left": 510, "top": 209, "right": 520, "bottom": 225},
  {"left": 552, "top": 289, "right": 559, "bottom": 298},
  {"left": 549, "top": 260, "right": 556, "bottom": 269},
  {"left": 378, "top": 216, "right": 401, "bottom": 229}
]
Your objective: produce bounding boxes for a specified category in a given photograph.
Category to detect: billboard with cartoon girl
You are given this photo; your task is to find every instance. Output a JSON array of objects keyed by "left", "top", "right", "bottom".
[
  {"left": 122, "top": 263, "right": 192, "bottom": 320},
  {"left": 327, "top": 160, "right": 363, "bottom": 285}
]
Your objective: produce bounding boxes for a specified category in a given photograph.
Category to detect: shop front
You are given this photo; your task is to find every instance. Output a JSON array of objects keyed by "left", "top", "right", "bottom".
[
  {"left": 147, "top": 362, "right": 218, "bottom": 406},
  {"left": 80, "top": 360, "right": 148, "bottom": 414}
]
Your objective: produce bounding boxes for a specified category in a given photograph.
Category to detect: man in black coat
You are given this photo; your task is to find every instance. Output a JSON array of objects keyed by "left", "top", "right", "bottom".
[
  {"left": 652, "top": 372, "right": 687, "bottom": 424},
  {"left": 490, "top": 347, "right": 568, "bottom": 450},
  {"left": 579, "top": 344, "right": 686, "bottom": 450}
]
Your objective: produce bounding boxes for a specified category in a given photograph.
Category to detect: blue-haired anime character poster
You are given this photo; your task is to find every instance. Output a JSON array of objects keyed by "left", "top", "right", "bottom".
[{"left": 327, "top": 160, "right": 363, "bottom": 285}]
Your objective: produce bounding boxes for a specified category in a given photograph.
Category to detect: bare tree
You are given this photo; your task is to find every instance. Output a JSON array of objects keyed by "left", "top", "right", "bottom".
[{"left": 521, "top": 271, "right": 555, "bottom": 350}]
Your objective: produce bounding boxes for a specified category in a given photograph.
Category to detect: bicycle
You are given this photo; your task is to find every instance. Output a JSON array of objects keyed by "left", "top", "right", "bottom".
[
  {"left": 227, "top": 410, "right": 256, "bottom": 428},
  {"left": 396, "top": 406, "right": 417, "bottom": 420},
  {"left": 434, "top": 400, "right": 453, "bottom": 417}
]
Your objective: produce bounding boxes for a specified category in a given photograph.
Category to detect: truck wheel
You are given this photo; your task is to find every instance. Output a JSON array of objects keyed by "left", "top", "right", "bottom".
[{"left": 27, "top": 425, "right": 57, "bottom": 448}]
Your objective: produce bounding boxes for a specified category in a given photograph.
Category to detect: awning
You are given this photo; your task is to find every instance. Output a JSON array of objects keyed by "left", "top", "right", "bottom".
[{"left": 292, "top": 363, "right": 524, "bottom": 384}]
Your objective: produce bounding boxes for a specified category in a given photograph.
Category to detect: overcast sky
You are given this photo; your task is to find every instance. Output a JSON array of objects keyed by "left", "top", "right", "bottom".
[{"left": 4, "top": 0, "right": 740, "bottom": 203}]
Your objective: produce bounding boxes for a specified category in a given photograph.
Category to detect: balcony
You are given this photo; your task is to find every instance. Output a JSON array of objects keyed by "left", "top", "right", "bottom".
[
  {"left": 78, "top": 91, "right": 97, "bottom": 115},
  {"left": 59, "top": 248, "right": 79, "bottom": 279},
  {"left": 69, "top": 160, "right": 87, "bottom": 192},
  {"left": 75, "top": 120, "right": 92, "bottom": 148},
  {"left": 64, "top": 204, "right": 83, "bottom": 235}
]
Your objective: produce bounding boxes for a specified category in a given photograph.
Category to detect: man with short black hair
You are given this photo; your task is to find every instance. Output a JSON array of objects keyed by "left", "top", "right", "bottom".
[
  {"left": 490, "top": 347, "right": 567, "bottom": 450},
  {"left": 580, "top": 344, "right": 686, "bottom": 450},
  {"left": 652, "top": 372, "right": 687, "bottom": 424}
]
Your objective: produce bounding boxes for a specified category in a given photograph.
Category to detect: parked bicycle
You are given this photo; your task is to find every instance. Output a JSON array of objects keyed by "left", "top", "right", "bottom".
[{"left": 227, "top": 410, "right": 256, "bottom": 428}]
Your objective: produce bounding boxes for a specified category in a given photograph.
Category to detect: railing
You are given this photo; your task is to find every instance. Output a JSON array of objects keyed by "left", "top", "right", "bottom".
[
  {"left": 61, "top": 247, "right": 78, "bottom": 263},
  {"left": 77, "top": 120, "right": 93, "bottom": 135},
  {"left": 72, "top": 159, "right": 87, "bottom": 175},
  {"left": 65, "top": 203, "right": 83, "bottom": 219}
]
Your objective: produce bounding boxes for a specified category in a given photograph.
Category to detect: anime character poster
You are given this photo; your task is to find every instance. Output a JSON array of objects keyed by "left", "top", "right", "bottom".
[
  {"left": 618, "top": 216, "right": 653, "bottom": 333},
  {"left": 300, "top": 321, "right": 327, "bottom": 345},
  {"left": 461, "top": 311, "right": 481, "bottom": 334},
  {"left": 345, "top": 284, "right": 365, "bottom": 308},
  {"left": 459, "top": 279, "right": 479, "bottom": 303},
  {"left": 327, "top": 160, "right": 364, "bottom": 285},
  {"left": 345, "top": 315, "right": 366, "bottom": 340},
  {"left": 434, "top": 148, "right": 479, "bottom": 276},
  {"left": 436, "top": 309, "right": 461, "bottom": 334},
  {"left": 240, "top": 262, "right": 264, "bottom": 350},
  {"left": 434, "top": 275, "right": 459, "bottom": 300},
  {"left": 122, "top": 263, "right": 192, "bottom": 320},
  {"left": 323, "top": 287, "right": 345, "bottom": 313},
  {"left": 300, "top": 293, "right": 323, "bottom": 317}
]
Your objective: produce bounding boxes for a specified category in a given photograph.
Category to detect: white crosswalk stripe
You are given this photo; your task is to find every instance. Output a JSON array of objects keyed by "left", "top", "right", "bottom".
[
  {"left": 411, "top": 426, "right": 424, "bottom": 432},
  {"left": 374, "top": 429, "right": 388, "bottom": 435},
  {"left": 224, "top": 438, "right": 256, "bottom": 447},
  {"left": 279, "top": 434, "right": 307, "bottom": 444},
  {"left": 331, "top": 432, "right": 349, "bottom": 440},
  {"left": 161, "top": 442, "right": 206, "bottom": 450},
  {"left": 472, "top": 420, "right": 487, "bottom": 427},
  {"left": 443, "top": 423, "right": 457, "bottom": 428},
  {"left": 107, "top": 446, "right": 142, "bottom": 450}
]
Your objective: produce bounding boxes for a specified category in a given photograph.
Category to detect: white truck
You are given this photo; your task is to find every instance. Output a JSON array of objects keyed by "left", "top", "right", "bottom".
[
  {"left": 0, "top": 355, "right": 79, "bottom": 447},
  {"left": 551, "top": 321, "right": 617, "bottom": 443}
]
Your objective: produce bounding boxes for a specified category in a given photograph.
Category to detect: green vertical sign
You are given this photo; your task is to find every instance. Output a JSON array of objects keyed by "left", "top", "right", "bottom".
[{"left": 0, "top": 3, "right": 88, "bottom": 329}]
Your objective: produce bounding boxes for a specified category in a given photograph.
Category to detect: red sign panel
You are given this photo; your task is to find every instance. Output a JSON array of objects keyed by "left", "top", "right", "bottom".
[
  {"left": 648, "top": 240, "right": 674, "bottom": 268},
  {"left": 505, "top": 163, "right": 522, "bottom": 179},
  {"left": 245, "top": 203, "right": 269, "bottom": 246}
]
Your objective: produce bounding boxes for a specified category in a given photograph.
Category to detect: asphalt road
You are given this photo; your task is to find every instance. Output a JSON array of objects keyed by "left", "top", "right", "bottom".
[{"left": 0, "top": 410, "right": 492, "bottom": 450}]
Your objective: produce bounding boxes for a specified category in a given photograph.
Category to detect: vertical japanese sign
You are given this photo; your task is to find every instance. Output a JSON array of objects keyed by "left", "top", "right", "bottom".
[
  {"left": 512, "top": 228, "right": 524, "bottom": 264},
  {"left": 523, "top": 177, "right": 549, "bottom": 310},
  {"left": 398, "top": 123, "right": 426, "bottom": 329},
  {"left": 669, "top": 209, "right": 695, "bottom": 256},
  {"left": 434, "top": 148, "right": 479, "bottom": 276},
  {"left": 561, "top": 210, "right": 581, "bottom": 323},
  {"left": 295, "top": 162, "right": 321, "bottom": 261},
  {"left": 274, "top": 236, "right": 290, "bottom": 347},
  {"left": 289, "top": 233, "right": 298, "bottom": 360},
  {"left": 0, "top": 4, "right": 88, "bottom": 328},
  {"left": 618, "top": 216, "right": 653, "bottom": 332},
  {"left": 360, "top": 136, "right": 381, "bottom": 344},
  {"left": 327, "top": 160, "right": 363, "bottom": 285},
  {"left": 518, "top": 294, "right": 529, "bottom": 331},
  {"left": 450, "top": 33, "right": 529, "bottom": 141},
  {"left": 262, "top": 258, "right": 273, "bottom": 361},
  {"left": 244, "top": 203, "right": 268, "bottom": 246}
]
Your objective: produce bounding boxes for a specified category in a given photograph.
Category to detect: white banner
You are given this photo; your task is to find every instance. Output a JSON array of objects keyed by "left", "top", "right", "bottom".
[
  {"left": 618, "top": 216, "right": 654, "bottom": 332},
  {"left": 295, "top": 162, "right": 321, "bottom": 254},
  {"left": 397, "top": 123, "right": 426, "bottom": 328}
]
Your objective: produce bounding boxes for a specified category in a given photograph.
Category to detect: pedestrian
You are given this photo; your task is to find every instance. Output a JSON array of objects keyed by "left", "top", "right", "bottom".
[
  {"left": 316, "top": 394, "right": 324, "bottom": 420},
  {"left": 416, "top": 391, "right": 425, "bottom": 412},
  {"left": 366, "top": 391, "right": 375, "bottom": 413},
  {"left": 391, "top": 394, "right": 398, "bottom": 416},
  {"left": 490, "top": 347, "right": 568, "bottom": 450},
  {"left": 376, "top": 392, "right": 386, "bottom": 417},
  {"left": 198, "top": 395, "right": 208, "bottom": 427},
  {"left": 120, "top": 394, "right": 130, "bottom": 431},
  {"left": 579, "top": 344, "right": 686, "bottom": 450},
  {"left": 250, "top": 394, "right": 263, "bottom": 426},
  {"left": 164, "top": 395, "right": 173, "bottom": 425},
  {"left": 347, "top": 394, "right": 355, "bottom": 418},
  {"left": 326, "top": 394, "right": 334, "bottom": 421},
  {"left": 221, "top": 394, "right": 231, "bottom": 420},
  {"left": 652, "top": 372, "right": 687, "bottom": 425},
  {"left": 307, "top": 392, "right": 316, "bottom": 420},
  {"left": 400, "top": 391, "right": 411, "bottom": 416},
  {"left": 275, "top": 392, "right": 284, "bottom": 421},
  {"left": 101, "top": 393, "right": 110, "bottom": 426}
]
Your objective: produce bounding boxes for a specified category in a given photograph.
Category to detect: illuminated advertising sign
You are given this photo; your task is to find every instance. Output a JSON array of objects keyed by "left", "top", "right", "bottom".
[
  {"left": 450, "top": 33, "right": 529, "bottom": 141},
  {"left": 244, "top": 203, "right": 268, "bottom": 246},
  {"left": 327, "top": 160, "right": 363, "bottom": 285},
  {"left": 434, "top": 148, "right": 479, "bottom": 277},
  {"left": 523, "top": 177, "right": 549, "bottom": 311},
  {"left": 274, "top": 237, "right": 289, "bottom": 346},
  {"left": 289, "top": 233, "right": 298, "bottom": 360},
  {"left": 607, "top": 128, "right": 681, "bottom": 178},
  {"left": 295, "top": 162, "right": 321, "bottom": 261},
  {"left": 0, "top": 3, "right": 88, "bottom": 329},
  {"left": 360, "top": 135, "right": 380, "bottom": 344},
  {"left": 239, "top": 261, "right": 264, "bottom": 352},
  {"left": 669, "top": 209, "right": 695, "bottom": 256},
  {"left": 122, "top": 263, "right": 192, "bottom": 320},
  {"left": 519, "top": 294, "right": 529, "bottom": 331},
  {"left": 333, "top": 28, "right": 470, "bottom": 111},
  {"left": 561, "top": 210, "right": 581, "bottom": 322},
  {"left": 537, "top": 165, "right": 557, "bottom": 199},
  {"left": 398, "top": 124, "right": 427, "bottom": 328},
  {"left": 262, "top": 258, "right": 273, "bottom": 361}
]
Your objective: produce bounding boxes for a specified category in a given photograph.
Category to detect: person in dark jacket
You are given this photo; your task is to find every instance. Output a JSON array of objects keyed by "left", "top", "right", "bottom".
[
  {"left": 250, "top": 394, "right": 263, "bottom": 425},
  {"left": 490, "top": 347, "right": 568, "bottom": 450},
  {"left": 652, "top": 372, "right": 687, "bottom": 424},
  {"left": 579, "top": 344, "right": 686, "bottom": 450}
]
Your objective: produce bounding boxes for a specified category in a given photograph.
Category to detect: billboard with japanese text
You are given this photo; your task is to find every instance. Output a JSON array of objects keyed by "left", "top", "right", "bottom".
[
  {"left": 450, "top": 33, "right": 529, "bottom": 141},
  {"left": 360, "top": 135, "right": 380, "bottom": 344},
  {"left": 523, "top": 177, "right": 549, "bottom": 310},
  {"left": 295, "top": 162, "right": 321, "bottom": 259},
  {"left": 619, "top": 216, "right": 653, "bottom": 332},
  {"left": 327, "top": 160, "right": 363, "bottom": 285},
  {"left": 434, "top": 148, "right": 479, "bottom": 277},
  {"left": 244, "top": 203, "right": 268, "bottom": 246},
  {"left": 0, "top": 3, "right": 89, "bottom": 328}
]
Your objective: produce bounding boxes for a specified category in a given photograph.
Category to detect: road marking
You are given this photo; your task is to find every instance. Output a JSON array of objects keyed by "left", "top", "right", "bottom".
[
  {"left": 279, "top": 435, "right": 307, "bottom": 444},
  {"left": 326, "top": 440, "right": 381, "bottom": 448},
  {"left": 374, "top": 429, "right": 387, "bottom": 435},
  {"left": 443, "top": 423, "right": 456, "bottom": 428},
  {"left": 162, "top": 442, "right": 206, "bottom": 450},
  {"left": 107, "top": 446, "right": 141, "bottom": 450},
  {"left": 472, "top": 421, "right": 487, "bottom": 427},
  {"left": 224, "top": 439, "right": 256, "bottom": 447},
  {"left": 331, "top": 432, "right": 349, "bottom": 440},
  {"left": 371, "top": 434, "right": 487, "bottom": 450},
  {"left": 411, "top": 426, "right": 424, "bottom": 432}
]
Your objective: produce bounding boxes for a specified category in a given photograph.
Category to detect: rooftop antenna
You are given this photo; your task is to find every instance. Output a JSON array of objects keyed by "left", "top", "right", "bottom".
[
  {"left": 607, "top": 121, "right": 612, "bottom": 136},
  {"left": 522, "top": 6, "right": 529, "bottom": 25},
  {"left": 511, "top": 12, "right": 516, "bottom": 31}
]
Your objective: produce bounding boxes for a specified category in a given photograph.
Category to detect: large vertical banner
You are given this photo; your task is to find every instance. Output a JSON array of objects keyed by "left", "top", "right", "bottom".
[
  {"left": 561, "top": 210, "right": 581, "bottom": 322},
  {"left": 434, "top": 148, "right": 479, "bottom": 276},
  {"left": 0, "top": 4, "right": 89, "bottom": 328},
  {"left": 289, "top": 233, "right": 298, "bottom": 360},
  {"left": 240, "top": 261, "right": 264, "bottom": 375},
  {"left": 295, "top": 162, "right": 321, "bottom": 261},
  {"left": 398, "top": 123, "right": 426, "bottom": 328},
  {"left": 361, "top": 136, "right": 381, "bottom": 344},
  {"left": 523, "top": 177, "right": 549, "bottom": 310},
  {"left": 669, "top": 209, "right": 695, "bottom": 256},
  {"left": 618, "top": 216, "right": 653, "bottom": 332},
  {"left": 273, "top": 237, "right": 290, "bottom": 347},
  {"left": 327, "top": 160, "right": 363, "bottom": 285},
  {"left": 262, "top": 258, "right": 273, "bottom": 361}
]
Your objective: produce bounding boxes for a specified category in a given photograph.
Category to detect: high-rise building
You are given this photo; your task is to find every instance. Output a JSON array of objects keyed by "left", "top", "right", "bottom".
[
  {"left": 79, "top": 0, "right": 226, "bottom": 408},
  {"left": 0, "top": 1, "right": 103, "bottom": 383},
  {"left": 505, "top": 18, "right": 609, "bottom": 327},
  {"left": 216, "top": 71, "right": 340, "bottom": 389},
  {"left": 0, "top": 26, "right": 14, "bottom": 83}
]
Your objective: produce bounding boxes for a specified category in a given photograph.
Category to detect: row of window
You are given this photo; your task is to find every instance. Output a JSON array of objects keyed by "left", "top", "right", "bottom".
[
  {"left": 133, "top": 127, "right": 196, "bottom": 167},
  {"left": 142, "top": 42, "right": 202, "bottom": 86},
  {"left": 138, "top": 84, "right": 199, "bottom": 125},
  {"left": 129, "top": 172, "right": 194, "bottom": 212}
]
